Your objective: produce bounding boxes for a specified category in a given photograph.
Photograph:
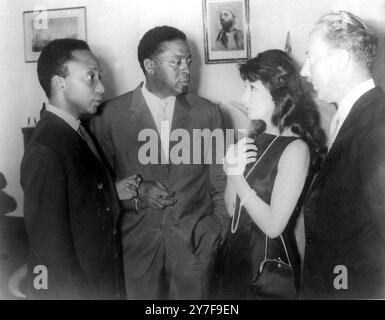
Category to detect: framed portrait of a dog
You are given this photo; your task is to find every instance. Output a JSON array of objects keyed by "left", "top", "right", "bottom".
[
  {"left": 23, "top": 7, "right": 87, "bottom": 63},
  {"left": 202, "top": 0, "right": 250, "bottom": 64}
]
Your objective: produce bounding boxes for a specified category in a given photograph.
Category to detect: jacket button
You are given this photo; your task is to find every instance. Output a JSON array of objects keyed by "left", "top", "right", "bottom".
[
  {"left": 105, "top": 205, "right": 111, "bottom": 212},
  {"left": 306, "top": 237, "right": 313, "bottom": 244},
  {"left": 98, "top": 183, "right": 103, "bottom": 190},
  {"left": 113, "top": 229, "right": 118, "bottom": 236}
]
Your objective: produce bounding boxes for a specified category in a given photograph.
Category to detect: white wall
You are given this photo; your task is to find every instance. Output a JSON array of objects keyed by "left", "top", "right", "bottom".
[{"left": 1, "top": 0, "right": 385, "bottom": 217}]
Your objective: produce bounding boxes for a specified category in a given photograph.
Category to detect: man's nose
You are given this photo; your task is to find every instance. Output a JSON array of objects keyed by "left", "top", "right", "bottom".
[
  {"left": 301, "top": 59, "right": 310, "bottom": 78},
  {"left": 180, "top": 60, "right": 190, "bottom": 74},
  {"left": 95, "top": 79, "right": 105, "bottom": 95}
]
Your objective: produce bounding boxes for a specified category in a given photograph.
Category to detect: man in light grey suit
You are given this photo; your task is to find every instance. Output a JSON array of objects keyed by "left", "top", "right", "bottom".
[{"left": 90, "top": 26, "right": 228, "bottom": 299}]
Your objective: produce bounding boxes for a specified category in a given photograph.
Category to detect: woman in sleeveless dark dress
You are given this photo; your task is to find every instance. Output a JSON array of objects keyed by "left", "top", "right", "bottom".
[{"left": 219, "top": 50, "right": 326, "bottom": 299}]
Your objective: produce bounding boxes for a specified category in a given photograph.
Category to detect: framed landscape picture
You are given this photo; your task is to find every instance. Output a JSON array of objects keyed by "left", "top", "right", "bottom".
[
  {"left": 23, "top": 7, "right": 87, "bottom": 63},
  {"left": 202, "top": 0, "right": 251, "bottom": 64}
]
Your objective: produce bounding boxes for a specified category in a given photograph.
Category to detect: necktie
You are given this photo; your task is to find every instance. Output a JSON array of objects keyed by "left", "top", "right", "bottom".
[
  {"left": 77, "top": 124, "right": 102, "bottom": 162},
  {"left": 328, "top": 111, "right": 340, "bottom": 150}
]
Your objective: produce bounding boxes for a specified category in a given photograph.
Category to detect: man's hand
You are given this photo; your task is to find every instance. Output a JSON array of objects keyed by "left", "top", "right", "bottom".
[
  {"left": 115, "top": 174, "right": 141, "bottom": 200},
  {"left": 138, "top": 180, "right": 177, "bottom": 210}
]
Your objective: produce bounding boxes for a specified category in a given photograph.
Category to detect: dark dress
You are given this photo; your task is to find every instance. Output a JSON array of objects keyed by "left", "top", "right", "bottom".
[{"left": 218, "top": 133, "right": 303, "bottom": 299}]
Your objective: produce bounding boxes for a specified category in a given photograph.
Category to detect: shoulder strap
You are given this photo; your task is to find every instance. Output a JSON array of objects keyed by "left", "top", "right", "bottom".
[
  {"left": 231, "top": 136, "right": 279, "bottom": 233},
  {"left": 264, "top": 235, "right": 292, "bottom": 267}
]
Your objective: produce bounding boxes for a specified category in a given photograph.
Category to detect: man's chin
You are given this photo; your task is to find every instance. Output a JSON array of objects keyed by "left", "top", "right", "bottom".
[
  {"left": 80, "top": 106, "right": 98, "bottom": 120},
  {"left": 176, "top": 85, "right": 189, "bottom": 96}
]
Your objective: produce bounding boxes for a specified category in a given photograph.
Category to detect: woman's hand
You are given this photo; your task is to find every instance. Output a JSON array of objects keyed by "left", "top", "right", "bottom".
[
  {"left": 115, "top": 174, "right": 141, "bottom": 200},
  {"left": 223, "top": 137, "right": 257, "bottom": 176}
]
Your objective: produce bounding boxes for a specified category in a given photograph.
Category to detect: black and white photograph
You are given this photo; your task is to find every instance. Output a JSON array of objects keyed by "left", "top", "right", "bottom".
[
  {"left": 203, "top": 0, "right": 250, "bottom": 63},
  {"left": 23, "top": 7, "right": 86, "bottom": 62},
  {"left": 1, "top": 0, "right": 385, "bottom": 307}
]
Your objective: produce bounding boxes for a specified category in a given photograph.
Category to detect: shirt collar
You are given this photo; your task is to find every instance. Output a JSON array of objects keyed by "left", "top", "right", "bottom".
[
  {"left": 141, "top": 81, "right": 176, "bottom": 108},
  {"left": 46, "top": 104, "right": 80, "bottom": 132},
  {"left": 337, "top": 79, "right": 375, "bottom": 129}
]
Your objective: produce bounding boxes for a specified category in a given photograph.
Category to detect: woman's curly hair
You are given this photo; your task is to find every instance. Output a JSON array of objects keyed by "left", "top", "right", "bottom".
[{"left": 239, "top": 49, "right": 327, "bottom": 164}]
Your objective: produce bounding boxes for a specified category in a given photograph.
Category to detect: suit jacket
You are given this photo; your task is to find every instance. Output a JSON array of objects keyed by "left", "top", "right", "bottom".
[
  {"left": 90, "top": 84, "right": 228, "bottom": 278},
  {"left": 20, "top": 111, "right": 124, "bottom": 299},
  {"left": 302, "top": 87, "right": 385, "bottom": 299}
]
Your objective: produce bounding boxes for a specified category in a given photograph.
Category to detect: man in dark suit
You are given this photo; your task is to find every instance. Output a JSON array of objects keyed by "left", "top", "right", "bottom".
[
  {"left": 20, "top": 39, "right": 138, "bottom": 299},
  {"left": 300, "top": 11, "right": 385, "bottom": 299},
  {"left": 90, "top": 26, "right": 228, "bottom": 299}
]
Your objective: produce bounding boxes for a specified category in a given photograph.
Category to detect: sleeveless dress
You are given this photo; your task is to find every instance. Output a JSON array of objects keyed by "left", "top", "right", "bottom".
[{"left": 218, "top": 133, "right": 302, "bottom": 299}]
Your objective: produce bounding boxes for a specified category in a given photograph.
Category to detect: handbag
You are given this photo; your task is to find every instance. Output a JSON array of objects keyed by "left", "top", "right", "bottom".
[
  {"left": 250, "top": 235, "right": 297, "bottom": 299},
  {"left": 228, "top": 134, "right": 296, "bottom": 299}
]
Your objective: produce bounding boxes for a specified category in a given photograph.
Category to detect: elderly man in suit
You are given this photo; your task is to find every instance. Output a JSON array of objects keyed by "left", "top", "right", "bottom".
[
  {"left": 91, "top": 26, "right": 228, "bottom": 299},
  {"left": 20, "top": 39, "right": 139, "bottom": 299},
  {"left": 300, "top": 11, "right": 385, "bottom": 299}
]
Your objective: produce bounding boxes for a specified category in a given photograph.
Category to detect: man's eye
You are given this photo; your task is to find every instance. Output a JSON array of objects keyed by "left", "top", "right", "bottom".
[{"left": 86, "top": 73, "right": 95, "bottom": 81}]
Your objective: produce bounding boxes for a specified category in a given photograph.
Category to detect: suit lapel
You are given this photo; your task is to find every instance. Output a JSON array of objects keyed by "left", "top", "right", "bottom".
[
  {"left": 167, "top": 95, "right": 192, "bottom": 185},
  {"left": 45, "top": 111, "right": 121, "bottom": 226},
  {"left": 131, "top": 85, "right": 168, "bottom": 164},
  {"left": 170, "top": 95, "right": 192, "bottom": 145},
  {"left": 130, "top": 84, "right": 159, "bottom": 133},
  {"left": 308, "top": 87, "right": 377, "bottom": 193}
]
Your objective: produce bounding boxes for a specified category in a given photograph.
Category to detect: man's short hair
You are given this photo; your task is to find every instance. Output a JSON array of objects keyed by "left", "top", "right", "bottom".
[
  {"left": 37, "top": 38, "right": 90, "bottom": 98},
  {"left": 137, "top": 25, "right": 186, "bottom": 73},
  {"left": 315, "top": 11, "right": 377, "bottom": 71}
]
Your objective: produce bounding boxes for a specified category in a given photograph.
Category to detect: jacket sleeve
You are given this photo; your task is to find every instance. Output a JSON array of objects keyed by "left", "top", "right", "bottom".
[
  {"left": 208, "top": 105, "right": 230, "bottom": 240},
  {"left": 21, "top": 145, "right": 91, "bottom": 299},
  {"left": 359, "top": 124, "right": 385, "bottom": 246}
]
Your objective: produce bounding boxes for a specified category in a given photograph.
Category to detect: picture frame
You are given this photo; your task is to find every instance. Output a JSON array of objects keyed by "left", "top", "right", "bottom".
[
  {"left": 23, "top": 7, "right": 87, "bottom": 63},
  {"left": 202, "top": 0, "right": 251, "bottom": 64}
]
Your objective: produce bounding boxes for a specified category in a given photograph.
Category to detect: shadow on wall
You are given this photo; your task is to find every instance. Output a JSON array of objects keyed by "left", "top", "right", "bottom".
[
  {"left": 187, "top": 40, "right": 202, "bottom": 96},
  {"left": 97, "top": 50, "right": 122, "bottom": 100},
  {"left": 369, "top": 18, "right": 385, "bottom": 91}
]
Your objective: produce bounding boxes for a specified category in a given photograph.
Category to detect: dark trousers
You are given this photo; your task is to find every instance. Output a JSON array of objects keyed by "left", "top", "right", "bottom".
[{"left": 124, "top": 225, "right": 219, "bottom": 300}]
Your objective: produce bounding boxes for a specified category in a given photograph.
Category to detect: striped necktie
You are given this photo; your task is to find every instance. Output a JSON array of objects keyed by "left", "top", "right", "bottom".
[
  {"left": 327, "top": 111, "right": 340, "bottom": 150},
  {"left": 77, "top": 124, "right": 101, "bottom": 162}
]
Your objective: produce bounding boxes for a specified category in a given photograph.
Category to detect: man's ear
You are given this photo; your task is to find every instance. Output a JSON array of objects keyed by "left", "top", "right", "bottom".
[
  {"left": 143, "top": 58, "right": 155, "bottom": 75},
  {"left": 334, "top": 48, "right": 350, "bottom": 73},
  {"left": 51, "top": 75, "right": 65, "bottom": 93}
]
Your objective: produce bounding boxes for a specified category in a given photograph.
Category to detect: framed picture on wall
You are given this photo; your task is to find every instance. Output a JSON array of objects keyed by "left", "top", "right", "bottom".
[
  {"left": 23, "top": 7, "right": 87, "bottom": 63},
  {"left": 202, "top": 0, "right": 250, "bottom": 64}
]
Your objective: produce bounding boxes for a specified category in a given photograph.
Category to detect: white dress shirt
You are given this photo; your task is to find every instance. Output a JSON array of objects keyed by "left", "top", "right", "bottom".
[
  {"left": 46, "top": 104, "right": 80, "bottom": 132},
  {"left": 329, "top": 79, "right": 375, "bottom": 147},
  {"left": 141, "top": 82, "right": 176, "bottom": 162}
]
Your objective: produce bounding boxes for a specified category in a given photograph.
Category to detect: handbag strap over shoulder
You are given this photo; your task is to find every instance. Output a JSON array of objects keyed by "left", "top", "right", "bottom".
[
  {"left": 264, "top": 235, "right": 292, "bottom": 267},
  {"left": 231, "top": 136, "right": 279, "bottom": 234}
]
